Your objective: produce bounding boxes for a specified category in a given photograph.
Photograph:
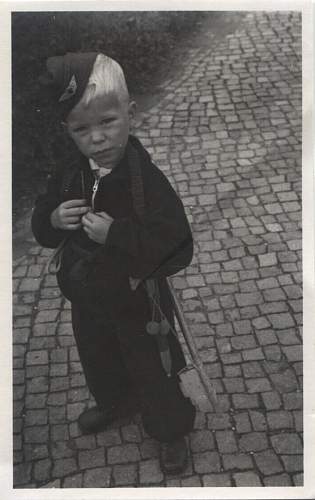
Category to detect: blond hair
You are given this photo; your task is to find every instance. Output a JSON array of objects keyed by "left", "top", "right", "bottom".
[{"left": 80, "top": 54, "right": 129, "bottom": 106}]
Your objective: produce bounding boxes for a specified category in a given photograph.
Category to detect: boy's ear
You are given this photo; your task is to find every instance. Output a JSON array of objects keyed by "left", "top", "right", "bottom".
[{"left": 128, "top": 101, "right": 137, "bottom": 120}]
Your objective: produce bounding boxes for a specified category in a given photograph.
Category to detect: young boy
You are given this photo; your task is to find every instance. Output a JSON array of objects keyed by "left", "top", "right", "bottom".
[{"left": 32, "top": 52, "right": 196, "bottom": 474}]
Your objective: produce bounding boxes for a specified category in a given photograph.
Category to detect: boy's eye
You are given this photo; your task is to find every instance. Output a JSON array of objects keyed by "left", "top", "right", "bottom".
[
  {"left": 101, "top": 117, "right": 116, "bottom": 125},
  {"left": 72, "top": 126, "right": 87, "bottom": 133}
]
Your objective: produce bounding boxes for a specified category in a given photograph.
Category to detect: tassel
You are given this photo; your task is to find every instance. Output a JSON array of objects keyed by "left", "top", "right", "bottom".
[{"left": 160, "top": 349, "right": 172, "bottom": 378}]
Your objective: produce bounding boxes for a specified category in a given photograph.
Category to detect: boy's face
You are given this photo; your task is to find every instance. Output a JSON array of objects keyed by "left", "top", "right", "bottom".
[{"left": 66, "top": 94, "right": 136, "bottom": 169}]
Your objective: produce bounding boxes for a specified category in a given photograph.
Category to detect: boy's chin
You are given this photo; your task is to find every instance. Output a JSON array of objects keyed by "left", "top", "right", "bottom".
[
  {"left": 97, "top": 158, "right": 120, "bottom": 170},
  {"left": 92, "top": 150, "right": 125, "bottom": 170}
]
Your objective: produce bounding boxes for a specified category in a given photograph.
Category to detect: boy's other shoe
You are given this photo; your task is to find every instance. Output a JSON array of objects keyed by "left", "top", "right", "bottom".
[
  {"left": 160, "top": 437, "right": 188, "bottom": 474},
  {"left": 78, "top": 406, "right": 116, "bottom": 434}
]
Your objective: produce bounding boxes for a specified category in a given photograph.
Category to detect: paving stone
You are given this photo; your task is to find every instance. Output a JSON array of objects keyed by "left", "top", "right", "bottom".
[
  {"left": 13, "top": 345, "right": 26, "bottom": 359},
  {"left": 254, "top": 449, "right": 283, "bottom": 475},
  {"left": 13, "top": 305, "right": 32, "bottom": 316},
  {"left": 19, "top": 277, "right": 41, "bottom": 292},
  {"left": 47, "top": 392, "right": 67, "bottom": 406},
  {"left": 261, "top": 391, "right": 282, "bottom": 410},
  {"left": 51, "top": 441, "right": 75, "bottom": 460},
  {"left": 249, "top": 410, "right": 267, "bottom": 431},
  {"left": 263, "top": 473, "right": 292, "bottom": 486},
  {"left": 24, "top": 409, "right": 48, "bottom": 426},
  {"left": 232, "top": 394, "right": 259, "bottom": 409},
  {"left": 181, "top": 475, "right": 202, "bottom": 487},
  {"left": 242, "top": 347, "right": 265, "bottom": 361},
  {"left": 95, "top": 428, "right": 122, "bottom": 448},
  {"left": 35, "top": 310, "right": 59, "bottom": 323},
  {"left": 282, "top": 344, "right": 303, "bottom": 362},
  {"left": 193, "top": 451, "right": 221, "bottom": 474},
  {"left": 283, "top": 391, "right": 303, "bottom": 410},
  {"left": 207, "top": 413, "right": 231, "bottom": 430},
  {"left": 33, "top": 323, "right": 57, "bottom": 337},
  {"left": 166, "top": 478, "right": 181, "bottom": 487},
  {"left": 190, "top": 430, "right": 215, "bottom": 452},
  {"left": 33, "top": 458, "right": 52, "bottom": 482},
  {"left": 257, "top": 277, "right": 279, "bottom": 290},
  {"left": 215, "top": 430, "right": 238, "bottom": 454},
  {"left": 270, "top": 369, "right": 298, "bottom": 393},
  {"left": 223, "top": 377, "right": 245, "bottom": 393},
  {"left": 193, "top": 411, "right": 207, "bottom": 430},
  {"left": 13, "top": 328, "right": 30, "bottom": 344},
  {"left": 263, "top": 287, "right": 286, "bottom": 301},
  {"left": 107, "top": 444, "right": 140, "bottom": 464},
  {"left": 235, "top": 292, "right": 263, "bottom": 307},
  {"left": 281, "top": 454, "right": 303, "bottom": 472},
  {"left": 50, "top": 363, "right": 68, "bottom": 377},
  {"left": 267, "top": 410, "right": 293, "bottom": 430},
  {"left": 63, "top": 474, "right": 83, "bottom": 488},
  {"left": 268, "top": 312, "right": 295, "bottom": 329},
  {"left": 13, "top": 462, "right": 32, "bottom": 486},
  {"left": 26, "top": 365, "right": 49, "bottom": 379},
  {"left": 139, "top": 459, "right": 163, "bottom": 484},
  {"left": 83, "top": 467, "right": 112, "bottom": 487},
  {"left": 65, "top": 403, "right": 86, "bottom": 424},
  {"left": 224, "top": 365, "right": 242, "bottom": 377},
  {"left": 233, "top": 471, "right": 262, "bottom": 486},
  {"left": 271, "top": 433, "right": 303, "bottom": 454},
  {"left": 13, "top": 434, "right": 22, "bottom": 451},
  {"left": 245, "top": 377, "right": 271, "bottom": 393},
  {"left": 239, "top": 432, "right": 268, "bottom": 453},
  {"left": 52, "top": 458, "right": 78, "bottom": 478},
  {"left": 13, "top": 265, "right": 28, "bottom": 278},
  {"left": 216, "top": 323, "right": 234, "bottom": 337},
  {"left": 222, "top": 452, "right": 253, "bottom": 471},
  {"left": 233, "top": 412, "right": 251, "bottom": 433},
  {"left": 26, "top": 350, "right": 48, "bottom": 366},
  {"left": 13, "top": 451, "right": 23, "bottom": 465},
  {"left": 242, "top": 361, "right": 265, "bottom": 378},
  {"left": 113, "top": 464, "right": 138, "bottom": 486},
  {"left": 263, "top": 344, "right": 282, "bottom": 361},
  {"left": 293, "top": 410, "right": 303, "bottom": 432},
  {"left": 233, "top": 319, "right": 252, "bottom": 336},
  {"left": 51, "top": 424, "right": 69, "bottom": 442},
  {"left": 24, "top": 426, "right": 49, "bottom": 444}
]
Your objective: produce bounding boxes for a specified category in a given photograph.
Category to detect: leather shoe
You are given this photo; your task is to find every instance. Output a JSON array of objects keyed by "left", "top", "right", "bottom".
[
  {"left": 78, "top": 406, "right": 116, "bottom": 434},
  {"left": 160, "top": 437, "right": 188, "bottom": 474}
]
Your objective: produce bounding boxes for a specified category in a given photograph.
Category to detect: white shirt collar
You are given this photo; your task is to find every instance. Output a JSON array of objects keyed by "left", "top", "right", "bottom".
[{"left": 89, "top": 158, "right": 111, "bottom": 178}]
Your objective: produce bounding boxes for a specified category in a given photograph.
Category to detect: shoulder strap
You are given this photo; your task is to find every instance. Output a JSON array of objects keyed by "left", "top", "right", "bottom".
[{"left": 127, "top": 142, "right": 146, "bottom": 219}]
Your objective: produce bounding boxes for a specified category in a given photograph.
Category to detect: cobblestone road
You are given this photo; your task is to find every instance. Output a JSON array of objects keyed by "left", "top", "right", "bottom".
[{"left": 13, "top": 12, "right": 302, "bottom": 488}]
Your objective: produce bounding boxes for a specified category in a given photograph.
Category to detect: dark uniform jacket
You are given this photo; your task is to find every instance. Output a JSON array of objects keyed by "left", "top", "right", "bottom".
[{"left": 32, "top": 135, "right": 193, "bottom": 327}]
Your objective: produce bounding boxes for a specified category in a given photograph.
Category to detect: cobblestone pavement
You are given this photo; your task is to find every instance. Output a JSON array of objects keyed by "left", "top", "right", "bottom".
[{"left": 13, "top": 12, "right": 302, "bottom": 488}]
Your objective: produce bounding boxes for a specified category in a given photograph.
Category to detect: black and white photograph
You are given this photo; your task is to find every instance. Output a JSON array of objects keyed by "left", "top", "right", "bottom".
[{"left": 2, "top": 1, "right": 314, "bottom": 497}]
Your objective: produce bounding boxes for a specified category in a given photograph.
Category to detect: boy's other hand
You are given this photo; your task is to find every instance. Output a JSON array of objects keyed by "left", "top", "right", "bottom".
[
  {"left": 82, "top": 211, "right": 113, "bottom": 244},
  {"left": 51, "top": 199, "right": 89, "bottom": 230}
]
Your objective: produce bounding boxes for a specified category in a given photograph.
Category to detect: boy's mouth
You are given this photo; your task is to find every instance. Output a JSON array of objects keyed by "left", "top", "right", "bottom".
[{"left": 92, "top": 149, "right": 115, "bottom": 160}]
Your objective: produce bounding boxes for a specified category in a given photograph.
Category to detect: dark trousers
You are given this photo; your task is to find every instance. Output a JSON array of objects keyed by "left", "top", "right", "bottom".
[{"left": 71, "top": 303, "right": 196, "bottom": 442}]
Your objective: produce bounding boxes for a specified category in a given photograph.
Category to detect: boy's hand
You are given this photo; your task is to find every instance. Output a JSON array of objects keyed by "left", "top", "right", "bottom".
[
  {"left": 50, "top": 199, "right": 89, "bottom": 230},
  {"left": 82, "top": 211, "right": 113, "bottom": 244}
]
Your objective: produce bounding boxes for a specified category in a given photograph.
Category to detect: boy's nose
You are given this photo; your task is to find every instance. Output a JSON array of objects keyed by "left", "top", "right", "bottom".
[{"left": 90, "top": 128, "right": 106, "bottom": 144}]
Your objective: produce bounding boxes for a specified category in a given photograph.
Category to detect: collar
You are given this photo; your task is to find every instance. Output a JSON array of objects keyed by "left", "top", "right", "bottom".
[{"left": 88, "top": 158, "right": 112, "bottom": 178}]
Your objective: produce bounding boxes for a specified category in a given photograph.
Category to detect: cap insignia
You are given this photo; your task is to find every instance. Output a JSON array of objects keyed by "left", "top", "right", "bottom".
[{"left": 59, "top": 75, "right": 77, "bottom": 102}]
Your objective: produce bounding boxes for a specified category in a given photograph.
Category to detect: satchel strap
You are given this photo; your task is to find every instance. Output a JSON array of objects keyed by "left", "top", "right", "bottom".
[{"left": 127, "top": 142, "right": 146, "bottom": 219}]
